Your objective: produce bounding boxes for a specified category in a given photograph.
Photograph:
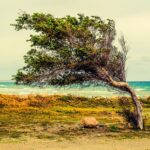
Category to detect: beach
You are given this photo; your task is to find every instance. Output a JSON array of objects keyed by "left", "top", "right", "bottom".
[
  {"left": 1, "top": 0, "right": 150, "bottom": 149},
  {"left": 1, "top": 137, "right": 150, "bottom": 150}
]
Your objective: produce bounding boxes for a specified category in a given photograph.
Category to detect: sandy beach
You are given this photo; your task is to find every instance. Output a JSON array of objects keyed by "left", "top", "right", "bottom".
[{"left": 1, "top": 137, "right": 150, "bottom": 150}]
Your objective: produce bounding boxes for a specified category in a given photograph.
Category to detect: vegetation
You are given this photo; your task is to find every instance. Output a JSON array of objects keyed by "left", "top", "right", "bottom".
[
  {"left": 12, "top": 12, "right": 143, "bottom": 129},
  {"left": 0, "top": 94, "right": 149, "bottom": 140}
]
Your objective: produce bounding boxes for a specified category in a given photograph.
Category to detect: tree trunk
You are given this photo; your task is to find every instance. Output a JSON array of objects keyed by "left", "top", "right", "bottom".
[
  {"left": 124, "top": 85, "right": 143, "bottom": 130},
  {"left": 109, "top": 81, "right": 143, "bottom": 130},
  {"left": 97, "top": 68, "right": 143, "bottom": 130}
]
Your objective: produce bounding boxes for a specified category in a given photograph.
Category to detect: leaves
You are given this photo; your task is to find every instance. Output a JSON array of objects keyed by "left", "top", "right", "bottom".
[{"left": 12, "top": 13, "right": 127, "bottom": 85}]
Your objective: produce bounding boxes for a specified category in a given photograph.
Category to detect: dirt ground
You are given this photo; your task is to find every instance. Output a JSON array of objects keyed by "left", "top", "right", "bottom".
[{"left": 1, "top": 137, "right": 150, "bottom": 150}]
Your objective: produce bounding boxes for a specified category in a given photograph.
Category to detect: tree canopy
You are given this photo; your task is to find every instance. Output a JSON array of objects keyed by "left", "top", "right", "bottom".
[{"left": 12, "top": 12, "right": 127, "bottom": 86}]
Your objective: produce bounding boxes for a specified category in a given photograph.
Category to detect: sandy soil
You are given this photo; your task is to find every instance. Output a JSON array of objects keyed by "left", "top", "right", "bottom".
[{"left": 1, "top": 137, "right": 150, "bottom": 150}]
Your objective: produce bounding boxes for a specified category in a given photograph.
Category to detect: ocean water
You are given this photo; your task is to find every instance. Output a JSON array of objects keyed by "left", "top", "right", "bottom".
[{"left": 0, "top": 81, "right": 150, "bottom": 97}]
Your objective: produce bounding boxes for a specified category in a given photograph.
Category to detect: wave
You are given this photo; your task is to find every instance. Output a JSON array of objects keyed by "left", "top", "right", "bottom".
[
  {"left": 135, "top": 88, "right": 144, "bottom": 91},
  {"left": 0, "top": 85, "right": 6, "bottom": 87}
]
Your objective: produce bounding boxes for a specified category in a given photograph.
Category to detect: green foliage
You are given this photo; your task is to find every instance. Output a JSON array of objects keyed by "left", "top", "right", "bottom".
[
  {"left": 109, "top": 125, "right": 119, "bottom": 132},
  {"left": 12, "top": 12, "right": 126, "bottom": 85},
  {"left": 58, "top": 95, "right": 74, "bottom": 101}
]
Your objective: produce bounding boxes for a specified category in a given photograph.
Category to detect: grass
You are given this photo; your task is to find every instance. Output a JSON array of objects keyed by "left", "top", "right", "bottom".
[{"left": 0, "top": 94, "right": 149, "bottom": 141}]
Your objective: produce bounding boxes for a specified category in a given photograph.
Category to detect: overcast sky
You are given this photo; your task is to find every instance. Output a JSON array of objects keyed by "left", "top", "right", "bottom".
[{"left": 0, "top": 0, "right": 150, "bottom": 81}]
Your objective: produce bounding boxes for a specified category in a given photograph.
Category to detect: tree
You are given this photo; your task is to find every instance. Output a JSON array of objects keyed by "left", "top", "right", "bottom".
[{"left": 12, "top": 12, "right": 143, "bottom": 129}]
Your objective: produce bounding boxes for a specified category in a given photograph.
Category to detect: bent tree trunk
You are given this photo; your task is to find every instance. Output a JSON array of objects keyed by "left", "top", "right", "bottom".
[
  {"left": 109, "top": 81, "right": 143, "bottom": 130},
  {"left": 97, "top": 68, "right": 143, "bottom": 130},
  {"left": 124, "top": 85, "right": 143, "bottom": 130}
]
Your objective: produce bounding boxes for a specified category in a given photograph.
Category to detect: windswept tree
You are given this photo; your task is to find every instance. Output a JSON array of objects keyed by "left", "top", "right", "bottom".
[{"left": 12, "top": 12, "right": 143, "bottom": 129}]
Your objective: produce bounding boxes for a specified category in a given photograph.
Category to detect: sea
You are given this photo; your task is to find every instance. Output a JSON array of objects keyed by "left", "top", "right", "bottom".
[{"left": 0, "top": 81, "right": 150, "bottom": 97}]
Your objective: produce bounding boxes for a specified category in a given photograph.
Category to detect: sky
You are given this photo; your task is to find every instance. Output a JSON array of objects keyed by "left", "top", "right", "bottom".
[{"left": 0, "top": 0, "right": 150, "bottom": 81}]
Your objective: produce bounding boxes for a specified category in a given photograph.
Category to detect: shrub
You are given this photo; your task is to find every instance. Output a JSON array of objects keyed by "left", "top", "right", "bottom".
[
  {"left": 0, "top": 100, "right": 6, "bottom": 108},
  {"left": 58, "top": 95, "right": 74, "bottom": 101},
  {"left": 109, "top": 125, "right": 119, "bottom": 132}
]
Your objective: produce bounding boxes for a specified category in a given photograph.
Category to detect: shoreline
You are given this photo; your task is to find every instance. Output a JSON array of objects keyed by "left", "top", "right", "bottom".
[
  {"left": 1, "top": 81, "right": 150, "bottom": 97},
  {"left": 0, "top": 92, "right": 149, "bottom": 96}
]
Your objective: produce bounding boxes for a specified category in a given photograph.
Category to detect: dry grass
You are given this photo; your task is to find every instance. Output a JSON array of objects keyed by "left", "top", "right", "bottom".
[{"left": 0, "top": 94, "right": 150, "bottom": 141}]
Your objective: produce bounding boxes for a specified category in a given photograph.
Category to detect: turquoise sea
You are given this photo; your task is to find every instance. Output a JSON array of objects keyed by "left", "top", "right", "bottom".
[{"left": 0, "top": 81, "right": 150, "bottom": 97}]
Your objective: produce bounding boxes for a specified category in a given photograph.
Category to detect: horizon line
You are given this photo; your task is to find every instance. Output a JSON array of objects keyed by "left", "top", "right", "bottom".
[{"left": 0, "top": 80, "right": 150, "bottom": 82}]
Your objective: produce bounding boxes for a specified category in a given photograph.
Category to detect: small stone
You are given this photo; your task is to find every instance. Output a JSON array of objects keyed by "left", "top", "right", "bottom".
[{"left": 81, "top": 117, "right": 99, "bottom": 128}]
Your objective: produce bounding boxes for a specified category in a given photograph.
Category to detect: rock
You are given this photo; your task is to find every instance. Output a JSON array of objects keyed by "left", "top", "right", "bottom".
[{"left": 81, "top": 117, "right": 99, "bottom": 128}]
